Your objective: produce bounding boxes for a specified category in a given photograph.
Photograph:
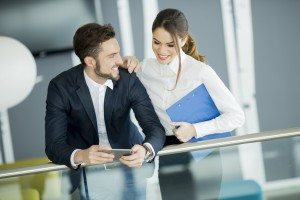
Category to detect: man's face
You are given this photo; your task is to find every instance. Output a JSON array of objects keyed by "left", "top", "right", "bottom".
[{"left": 94, "top": 38, "right": 123, "bottom": 81}]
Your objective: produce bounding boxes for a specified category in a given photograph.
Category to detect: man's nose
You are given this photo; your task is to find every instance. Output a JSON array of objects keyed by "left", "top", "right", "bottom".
[{"left": 116, "top": 55, "right": 123, "bottom": 65}]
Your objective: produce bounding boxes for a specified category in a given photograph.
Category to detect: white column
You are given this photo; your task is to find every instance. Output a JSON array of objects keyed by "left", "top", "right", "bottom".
[
  {"left": 234, "top": 0, "right": 265, "bottom": 185},
  {"left": 117, "top": 0, "right": 135, "bottom": 55},
  {"left": 220, "top": 0, "right": 241, "bottom": 102},
  {"left": 94, "top": 0, "right": 104, "bottom": 24},
  {"left": 221, "top": 0, "right": 266, "bottom": 186},
  {"left": 142, "top": 0, "right": 158, "bottom": 59},
  {"left": 233, "top": 0, "right": 260, "bottom": 134}
]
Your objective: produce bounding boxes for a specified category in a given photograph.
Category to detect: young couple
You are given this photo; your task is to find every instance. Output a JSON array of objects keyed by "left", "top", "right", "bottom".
[{"left": 45, "top": 8, "right": 244, "bottom": 169}]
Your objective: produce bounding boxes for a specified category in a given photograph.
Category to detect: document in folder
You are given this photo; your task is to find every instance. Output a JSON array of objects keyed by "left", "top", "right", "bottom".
[{"left": 166, "top": 84, "right": 231, "bottom": 143}]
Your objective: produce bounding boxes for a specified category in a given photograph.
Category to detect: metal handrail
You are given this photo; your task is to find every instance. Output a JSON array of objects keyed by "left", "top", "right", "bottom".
[
  {"left": 158, "top": 127, "right": 300, "bottom": 156},
  {"left": 1, "top": 127, "right": 300, "bottom": 179}
]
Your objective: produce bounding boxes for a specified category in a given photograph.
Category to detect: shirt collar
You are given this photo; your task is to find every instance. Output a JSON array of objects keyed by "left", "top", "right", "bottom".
[
  {"left": 160, "top": 49, "right": 187, "bottom": 75},
  {"left": 84, "top": 69, "right": 114, "bottom": 90}
]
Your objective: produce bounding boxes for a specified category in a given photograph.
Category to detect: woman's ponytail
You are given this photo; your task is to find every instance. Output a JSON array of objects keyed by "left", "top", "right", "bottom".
[{"left": 182, "top": 34, "right": 205, "bottom": 62}]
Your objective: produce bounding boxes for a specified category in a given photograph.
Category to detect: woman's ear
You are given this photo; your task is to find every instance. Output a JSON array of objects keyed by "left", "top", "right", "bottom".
[
  {"left": 84, "top": 56, "right": 96, "bottom": 68},
  {"left": 180, "top": 36, "right": 188, "bottom": 48}
]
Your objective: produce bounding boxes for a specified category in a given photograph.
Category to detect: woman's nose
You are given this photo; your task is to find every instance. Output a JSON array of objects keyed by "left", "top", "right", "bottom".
[{"left": 157, "top": 45, "right": 167, "bottom": 54}]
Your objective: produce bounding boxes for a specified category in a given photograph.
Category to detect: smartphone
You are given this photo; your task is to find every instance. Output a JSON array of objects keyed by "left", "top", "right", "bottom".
[{"left": 103, "top": 149, "right": 132, "bottom": 161}]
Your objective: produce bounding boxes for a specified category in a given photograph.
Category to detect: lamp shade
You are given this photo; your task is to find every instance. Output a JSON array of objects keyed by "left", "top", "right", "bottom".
[{"left": 0, "top": 36, "right": 37, "bottom": 110}]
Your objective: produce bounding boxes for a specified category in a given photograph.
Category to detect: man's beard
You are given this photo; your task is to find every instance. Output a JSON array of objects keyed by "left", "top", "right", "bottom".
[{"left": 94, "top": 60, "right": 118, "bottom": 80}]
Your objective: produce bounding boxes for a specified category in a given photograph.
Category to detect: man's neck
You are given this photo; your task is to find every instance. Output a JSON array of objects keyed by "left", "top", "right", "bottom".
[{"left": 84, "top": 67, "right": 107, "bottom": 85}]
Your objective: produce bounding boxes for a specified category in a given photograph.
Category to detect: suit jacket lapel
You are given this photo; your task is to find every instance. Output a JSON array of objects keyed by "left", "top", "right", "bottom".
[
  {"left": 75, "top": 65, "right": 98, "bottom": 133},
  {"left": 104, "top": 80, "right": 117, "bottom": 131}
]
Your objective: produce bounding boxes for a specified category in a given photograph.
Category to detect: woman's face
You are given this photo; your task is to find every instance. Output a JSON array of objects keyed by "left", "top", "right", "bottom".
[{"left": 152, "top": 27, "right": 185, "bottom": 65}]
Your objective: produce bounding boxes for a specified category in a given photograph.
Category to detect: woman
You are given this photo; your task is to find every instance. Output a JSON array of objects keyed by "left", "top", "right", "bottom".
[
  {"left": 126, "top": 8, "right": 245, "bottom": 200},
  {"left": 128, "top": 8, "right": 245, "bottom": 145}
]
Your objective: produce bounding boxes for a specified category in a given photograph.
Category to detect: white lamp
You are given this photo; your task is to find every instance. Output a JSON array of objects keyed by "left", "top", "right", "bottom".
[{"left": 0, "top": 36, "right": 37, "bottom": 163}]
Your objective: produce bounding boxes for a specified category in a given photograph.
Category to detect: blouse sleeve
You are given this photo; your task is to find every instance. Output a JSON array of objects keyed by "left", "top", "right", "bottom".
[{"left": 193, "top": 65, "right": 245, "bottom": 138}]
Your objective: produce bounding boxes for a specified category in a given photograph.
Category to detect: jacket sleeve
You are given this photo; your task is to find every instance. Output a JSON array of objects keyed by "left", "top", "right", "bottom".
[
  {"left": 45, "top": 80, "right": 75, "bottom": 168},
  {"left": 128, "top": 73, "right": 166, "bottom": 154}
]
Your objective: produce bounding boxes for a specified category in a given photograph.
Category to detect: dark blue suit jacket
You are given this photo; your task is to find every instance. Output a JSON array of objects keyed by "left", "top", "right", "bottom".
[{"left": 45, "top": 64, "right": 165, "bottom": 168}]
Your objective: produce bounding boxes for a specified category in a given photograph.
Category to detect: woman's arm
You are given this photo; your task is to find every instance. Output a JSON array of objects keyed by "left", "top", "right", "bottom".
[{"left": 193, "top": 65, "right": 245, "bottom": 138}]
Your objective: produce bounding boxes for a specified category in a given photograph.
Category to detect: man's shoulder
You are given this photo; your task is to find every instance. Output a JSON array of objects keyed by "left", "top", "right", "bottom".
[
  {"left": 117, "top": 68, "right": 145, "bottom": 92},
  {"left": 119, "top": 68, "right": 135, "bottom": 76},
  {"left": 118, "top": 68, "right": 138, "bottom": 82},
  {"left": 51, "top": 64, "right": 83, "bottom": 84}
]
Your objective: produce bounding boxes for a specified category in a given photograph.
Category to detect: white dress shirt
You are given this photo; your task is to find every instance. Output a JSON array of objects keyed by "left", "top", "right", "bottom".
[{"left": 137, "top": 51, "right": 245, "bottom": 138}]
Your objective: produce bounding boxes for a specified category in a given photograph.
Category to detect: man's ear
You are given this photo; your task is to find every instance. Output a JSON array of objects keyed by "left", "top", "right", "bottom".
[{"left": 84, "top": 56, "right": 96, "bottom": 68}]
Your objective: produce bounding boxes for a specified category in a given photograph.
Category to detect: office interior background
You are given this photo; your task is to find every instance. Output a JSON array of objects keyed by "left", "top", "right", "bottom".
[{"left": 0, "top": 0, "right": 300, "bottom": 198}]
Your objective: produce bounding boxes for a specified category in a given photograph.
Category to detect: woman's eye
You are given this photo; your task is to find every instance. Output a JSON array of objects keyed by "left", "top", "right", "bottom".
[
  {"left": 153, "top": 41, "right": 160, "bottom": 45},
  {"left": 167, "top": 44, "right": 174, "bottom": 48}
]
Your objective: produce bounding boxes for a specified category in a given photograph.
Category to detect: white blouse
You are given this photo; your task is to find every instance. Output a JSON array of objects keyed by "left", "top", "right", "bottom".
[{"left": 136, "top": 51, "right": 245, "bottom": 138}]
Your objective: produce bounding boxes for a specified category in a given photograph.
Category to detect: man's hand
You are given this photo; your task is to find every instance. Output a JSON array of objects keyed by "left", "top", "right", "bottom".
[
  {"left": 171, "top": 122, "right": 197, "bottom": 142},
  {"left": 74, "top": 145, "right": 114, "bottom": 165},
  {"left": 119, "top": 144, "right": 146, "bottom": 167},
  {"left": 121, "top": 56, "right": 141, "bottom": 73}
]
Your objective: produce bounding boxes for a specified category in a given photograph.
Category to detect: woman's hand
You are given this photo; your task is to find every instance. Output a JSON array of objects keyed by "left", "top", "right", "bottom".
[
  {"left": 121, "top": 56, "right": 141, "bottom": 73},
  {"left": 171, "top": 122, "right": 197, "bottom": 142}
]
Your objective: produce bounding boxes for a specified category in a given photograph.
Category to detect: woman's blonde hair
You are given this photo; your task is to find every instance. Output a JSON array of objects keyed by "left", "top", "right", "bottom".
[{"left": 182, "top": 34, "right": 205, "bottom": 62}]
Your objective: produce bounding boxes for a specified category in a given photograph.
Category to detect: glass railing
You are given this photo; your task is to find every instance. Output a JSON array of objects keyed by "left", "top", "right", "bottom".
[{"left": 0, "top": 127, "right": 300, "bottom": 200}]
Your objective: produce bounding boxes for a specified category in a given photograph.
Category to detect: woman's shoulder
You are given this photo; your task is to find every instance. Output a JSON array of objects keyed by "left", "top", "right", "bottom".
[
  {"left": 183, "top": 55, "right": 218, "bottom": 80},
  {"left": 140, "top": 58, "right": 159, "bottom": 72},
  {"left": 142, "top": 58, "right": 157, "bottom": 66},
  {"left": 135, "top": 58, "right": 158, "bottom": 79},
  {"left": 185, "top": 55, "right": 211, "bottom": 71}
]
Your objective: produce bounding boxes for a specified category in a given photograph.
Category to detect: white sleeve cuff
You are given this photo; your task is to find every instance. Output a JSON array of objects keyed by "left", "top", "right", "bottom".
[
  {"left": 193, "top": 121, "right": 216, "bottom": 138},
  {"left": 70, "top": 149, "right": 81, "bottom": 169},
  {"left": 143, "top": 142, "right": 155, "bottom": 162}
]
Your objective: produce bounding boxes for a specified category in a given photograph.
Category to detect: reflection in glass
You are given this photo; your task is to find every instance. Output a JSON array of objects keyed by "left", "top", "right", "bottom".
[
  {"left": 78, "top": 163, "right": 154, "bottom": 200},
  {"left": 159, "top": 149, "right": 222, "bottom": 200},
  {"left": 1, "top": 138, "right": 300, "bottom": 199}
]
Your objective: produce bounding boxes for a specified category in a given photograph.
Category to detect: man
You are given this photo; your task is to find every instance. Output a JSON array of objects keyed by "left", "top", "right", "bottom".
[{"left": 45, "top": 23, "right": 166, "bottom": 169}]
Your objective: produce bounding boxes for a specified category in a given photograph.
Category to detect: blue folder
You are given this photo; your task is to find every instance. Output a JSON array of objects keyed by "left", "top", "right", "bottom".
[{"left": 166, "top": 84, "right": 231, "bottom": 143}]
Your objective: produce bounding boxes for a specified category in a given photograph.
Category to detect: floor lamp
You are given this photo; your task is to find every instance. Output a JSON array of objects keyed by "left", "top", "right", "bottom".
[{"left": 0, "top": 36, "right": 36, "bottom": 164}]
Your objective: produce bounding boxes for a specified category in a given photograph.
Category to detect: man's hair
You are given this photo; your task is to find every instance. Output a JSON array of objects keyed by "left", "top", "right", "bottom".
[{"left": 73, "top": 23, "right": 115, "bottom": 64}]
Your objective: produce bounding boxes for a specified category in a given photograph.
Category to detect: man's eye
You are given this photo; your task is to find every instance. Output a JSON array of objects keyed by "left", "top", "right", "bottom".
[{"left": 153, "top": 41, "right": 160, "bottom": 45}]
